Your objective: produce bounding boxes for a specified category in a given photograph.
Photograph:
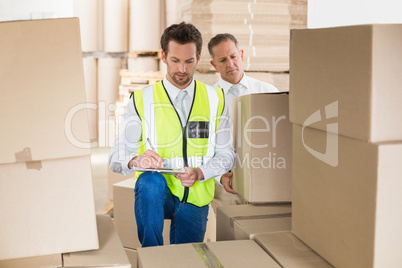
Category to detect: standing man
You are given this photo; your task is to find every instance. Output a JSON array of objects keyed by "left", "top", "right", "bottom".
[
  {"left": 208, "top": 33, "right": 279, "bottom": 204},
  {"left": 109, "top": 22, "right": 234, "bottom": 247}
]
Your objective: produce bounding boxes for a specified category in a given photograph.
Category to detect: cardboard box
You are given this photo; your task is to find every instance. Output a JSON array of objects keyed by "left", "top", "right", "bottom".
[
  {"left": 113, "top": 178, "right": 171, "bottom": 249},
  {"left": 0, "top": 156, "right": 98, "bottom": 261},
  {"left": 108, "top": 168, "right": 135, "bottom": 200},
  {"left": 137, "top": 240, "right": 280, "bottom": 268},
  {"left": 216, "top": 204, "right": 292, "bottom": 241},
  {"left": 232, "top": 93, "right": 292, "bottom": 202},
  {"left": 292, "top": 124, "right": 402, "bottom": 267},
  {"left": 0, "top": 18, "right": 91, "bottom": 164},
  {"left": 234, "top": 216, "right": 291, "bottom": 240},
  {"left": 289, "top": 24, "right": 402, "bottom": 143},
  {"left": 254, "top": 232, "right": 333, "bottom": 268},
  {"left": 0, "top": 254, "right": 62, "bottom": 268},
  {"left": 124, "top": 248, "right": 138, "bottom": 268},
  {"left": 0, "top": 18, "right": 99, "bottom": 261},
  {"left": 63, "top": 215, "right": 131, "bottom": 268}
]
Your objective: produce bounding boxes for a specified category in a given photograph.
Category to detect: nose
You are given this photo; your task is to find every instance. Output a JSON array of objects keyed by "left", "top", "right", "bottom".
[
  {"left": 226, "top": 58, "right": 234, "bottom": 67},
  {"left": 179, "top": 63, "right": 186, "bottom": 73}
]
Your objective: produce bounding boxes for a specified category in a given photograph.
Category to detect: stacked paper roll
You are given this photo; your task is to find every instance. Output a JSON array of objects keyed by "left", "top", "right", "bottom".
[
  {"left": 104, "top": 0, "right": 129, "bottom": 52},
  {"left": 128, "top": 57, "right": 159, "bottom": 72},
  {"left": 73, "top": 0, "right": 98, "bottom": 51},
  {"left": 83, "top": 58, "right": 98, "bottom": 140},
  {"left": 177, "top": 0, "right": 307, "bottom": 72},
  {"left": 129, "top": 0, "right": 161, "bottom": 51},
  {"left": 166, "top": 0, "right": 179, "bottom": 26},
  {"left": 97, "top": 57, "right": 121, "bottom": 147}
]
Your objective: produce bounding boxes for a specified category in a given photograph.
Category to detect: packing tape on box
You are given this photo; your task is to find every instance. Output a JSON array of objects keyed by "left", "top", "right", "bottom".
[
  {"left": 14, "top": 147, "right": 42, "bottom": 170},
  {"left": 192, "top": 243, "right": 223, "bottom": 268},
  {"left": 15, "top": 147, "right": 32, "bottom": 162},
  {"left": 230, "top": 212, "right": 292, "bottom": 228}
]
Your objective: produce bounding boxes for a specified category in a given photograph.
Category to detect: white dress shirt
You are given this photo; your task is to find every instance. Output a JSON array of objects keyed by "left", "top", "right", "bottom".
[
  {"left": 109, "top": 77, "right": 235, "bottom": 184},
  {"left": 214, "top": 72, "right": 279, "bottom": 115}
]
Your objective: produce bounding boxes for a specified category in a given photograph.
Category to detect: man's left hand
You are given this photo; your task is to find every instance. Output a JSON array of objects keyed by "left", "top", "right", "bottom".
[{"left": 174, "top": 167, "right": 204, "bottom": 187}]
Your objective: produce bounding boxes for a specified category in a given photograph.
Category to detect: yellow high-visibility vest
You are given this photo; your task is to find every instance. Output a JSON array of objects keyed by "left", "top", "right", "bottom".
[{"left": 132, "top": 80, "right": 225, "bottom": 207}]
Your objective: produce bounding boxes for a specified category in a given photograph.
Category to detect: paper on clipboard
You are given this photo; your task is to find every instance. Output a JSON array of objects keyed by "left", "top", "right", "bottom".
[{"left": 133, "top": 167, "right": 187, "bottom": 175}]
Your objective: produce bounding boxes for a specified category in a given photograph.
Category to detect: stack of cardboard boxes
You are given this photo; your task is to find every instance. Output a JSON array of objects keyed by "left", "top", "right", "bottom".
[
  {"left": 0, "top": 18, "right": 130, "bottom": 267},
  {"left": 177, "top": 0, "right": 307, "bottom": 72},
  {"left": 289, "top": 24, "right": 402, "bottom": 267}
]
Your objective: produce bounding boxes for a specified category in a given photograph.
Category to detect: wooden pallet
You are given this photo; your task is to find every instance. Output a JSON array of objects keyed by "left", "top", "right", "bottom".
[
  {"left": 120, "top": 69, "right": 165, "bottom": 87},
  {"left": 128, "top": 50, "right": 162, "bottom": 59},
  {"left": 96, "top": 200, "right": 114, "bottom": 215}
]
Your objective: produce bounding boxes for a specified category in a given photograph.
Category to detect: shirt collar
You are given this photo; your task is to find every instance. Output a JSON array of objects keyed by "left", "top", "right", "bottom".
[
  {"left": 163, "top": 76, "right": 195, "bottom": 101},
  {"left": 218, "top": 72, "right": 248, "bottom": 94}
]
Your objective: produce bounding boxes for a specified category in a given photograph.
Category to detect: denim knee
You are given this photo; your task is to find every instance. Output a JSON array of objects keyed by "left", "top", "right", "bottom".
[{"left": 135, "top": 172, "right": 166, "bottom": 196}]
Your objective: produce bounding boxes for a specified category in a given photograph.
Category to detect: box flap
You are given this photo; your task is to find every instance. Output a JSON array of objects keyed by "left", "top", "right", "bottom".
[
  {"left": 63, "top": 215, "right": 131, "bottom": 267},
  {"left": 0, "top": 18, "right": 90, "bottom": 164}
]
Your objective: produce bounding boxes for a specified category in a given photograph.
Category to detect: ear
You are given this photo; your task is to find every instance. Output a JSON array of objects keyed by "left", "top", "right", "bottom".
[
  {"left": 240, "top": 49, "right": 244, "bottom": 61},
  {"left": 161, "top": 50, "right": 167, "bottom": 64},
  {"left": 210, "top": 60, "right": 218, "bottom": 70}
]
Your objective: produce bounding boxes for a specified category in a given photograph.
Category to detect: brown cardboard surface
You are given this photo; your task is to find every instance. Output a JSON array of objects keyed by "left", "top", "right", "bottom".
[
  {"left": 216, "top": 204, "right": 291, "bottom": 241},
  {"left": 63, "top": 215, "right": 131, "bottom": 268},
  {"left": 232, "top": 93, "right": 292, "bottom": 202},
  {"left": 124, "top": 248, "right": 137, "bottom": 268},
  {"left": 138, "top": 240, "right": 280, "bottom": 268},
  {"left": 254, "top": 232, "right": 333, "bottom": 268},
  {"left": 0, "top": 156, "right": 98, "bottom": 261},
  {"left": 289, "top": 24, "right": 402, "bottom": 143},
  {"left": 0, "top": 254, "right": 62, "bottom": 268},
  {"left": 234, "top": 216, "right": 291, "bottom": 240},
  {"left": 108, "top": 168, "right": 135, "bottom": 200},
  {"left": 113, "top": 178, "right": 171, "bottom": 249},
  {"left": 0, "top": 18, "right": 90, "bottom": 164},
  {"left": 292, "top": 124, "right": 402, "bottom": 267}
]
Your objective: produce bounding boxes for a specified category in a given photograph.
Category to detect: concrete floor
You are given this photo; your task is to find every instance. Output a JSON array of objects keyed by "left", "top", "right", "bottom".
[{"left": 90, "top": 147, "right": 111, "bottom": 212}]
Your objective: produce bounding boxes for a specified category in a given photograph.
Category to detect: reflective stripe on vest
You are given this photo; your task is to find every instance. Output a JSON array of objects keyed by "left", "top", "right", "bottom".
[{"left": 133, "top": 80, "right": 224, "bottom": 207}]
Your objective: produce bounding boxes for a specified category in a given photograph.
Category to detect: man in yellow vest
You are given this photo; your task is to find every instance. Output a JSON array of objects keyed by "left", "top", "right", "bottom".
[{"left": 109, "top": 22, "right": 235, "bottom": 247}]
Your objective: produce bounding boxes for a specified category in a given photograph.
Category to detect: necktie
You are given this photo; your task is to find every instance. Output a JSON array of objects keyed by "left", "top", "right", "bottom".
[
  {"left": 230, "top": 84, "right": 241, "bottom": 97},
  {"left": 176, "top": 90, "right": 188, "bottom": 126}
]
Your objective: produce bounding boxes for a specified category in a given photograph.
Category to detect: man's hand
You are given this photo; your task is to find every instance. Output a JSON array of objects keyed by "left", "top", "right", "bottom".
[
  {"left": 221, "top": 171, "right": 237, "bottom": 194},
  {"left": 128, "top": 149, "right": 164, "bottom": 169},
  {"left": 174, "top": 167, "right": 204, "bottom": 187}
]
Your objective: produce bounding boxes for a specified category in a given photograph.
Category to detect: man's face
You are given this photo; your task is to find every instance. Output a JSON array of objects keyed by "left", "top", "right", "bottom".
[
  {"left": 210, "top": 40, "right": 244, "bottom": 84},
  {"left": 162, "top": 41, "right": 200, "bottom": 89}
]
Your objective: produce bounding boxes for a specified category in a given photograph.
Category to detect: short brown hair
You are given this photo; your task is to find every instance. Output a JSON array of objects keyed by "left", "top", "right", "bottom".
[
  {"left": 160, "top": 22, "right": 203, "bottom": 58},
  {"left": 208, "top": 33, "right": 240, "bottom": 59}
]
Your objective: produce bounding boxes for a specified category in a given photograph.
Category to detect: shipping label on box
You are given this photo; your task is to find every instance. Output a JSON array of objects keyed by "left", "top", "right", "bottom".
[
  {"left": 232, "top": 93, "right": 292, "bottom": 203},
  {"left": 289, "top": 24, "right": 402, "bottom": 143},
  {"left": 292, "top": 124, "right": 402, "bottom": 267}
]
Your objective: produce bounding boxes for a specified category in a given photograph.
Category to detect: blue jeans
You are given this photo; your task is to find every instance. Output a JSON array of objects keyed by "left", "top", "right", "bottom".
[{"left": 134, "top": 171, "right": 209, "bottom": 247}]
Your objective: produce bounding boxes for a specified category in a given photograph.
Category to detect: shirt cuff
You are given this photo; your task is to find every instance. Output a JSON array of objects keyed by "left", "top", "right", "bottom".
[
  {"left": 121, "top": 158, "right": 135, "bottom": 176},
  {"left": 214, "top": 174, "right": 223, "bottom": 186}
]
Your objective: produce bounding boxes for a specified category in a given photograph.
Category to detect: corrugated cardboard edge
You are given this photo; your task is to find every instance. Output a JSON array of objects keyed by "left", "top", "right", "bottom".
[{"left": 230, "top": 212, "right": 292, "bottom": 228}]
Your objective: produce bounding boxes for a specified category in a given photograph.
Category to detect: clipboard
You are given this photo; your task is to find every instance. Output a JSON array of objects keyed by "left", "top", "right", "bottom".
[{"left": 133, "top": 167, "right": 187, "bottom": 175}]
